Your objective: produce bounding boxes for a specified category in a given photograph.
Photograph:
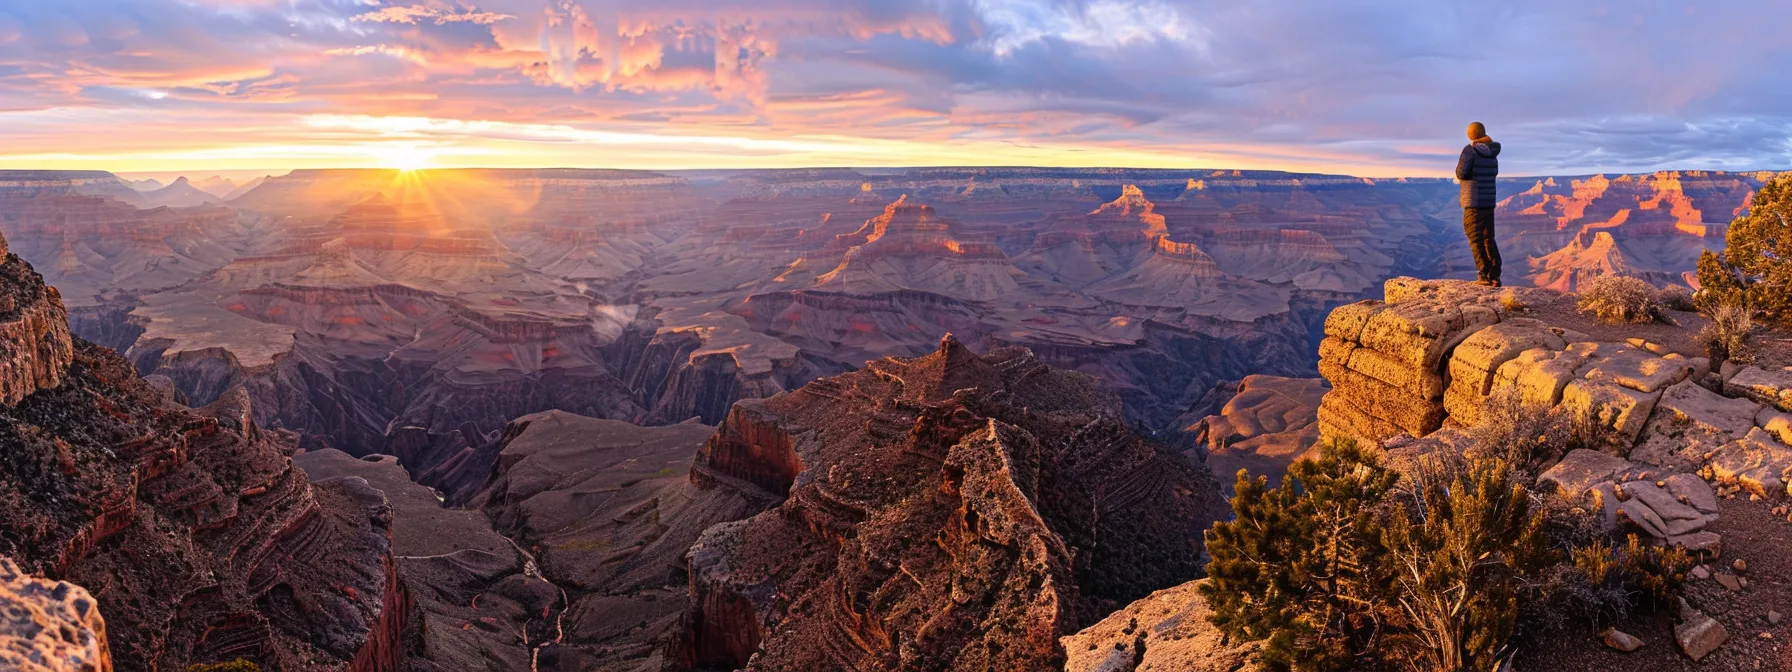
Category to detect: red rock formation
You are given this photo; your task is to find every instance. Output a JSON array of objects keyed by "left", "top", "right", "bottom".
[
  {"left": 693, "top": 402, "right": 803, "bottom": 496},
  {"left": 0, "top": 224, "right": 399, "bottom": 671},
  {"left": 0, "top": 238, "right": 74, "bottom": 404},
  {"left": 665, "top": 335, "right": 1229, "bottom": 671}
]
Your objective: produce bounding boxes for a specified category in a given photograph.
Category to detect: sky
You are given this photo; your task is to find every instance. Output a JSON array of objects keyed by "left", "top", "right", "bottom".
[{"left": 0, "top": 0, "right": 1789, "bottom": 177}]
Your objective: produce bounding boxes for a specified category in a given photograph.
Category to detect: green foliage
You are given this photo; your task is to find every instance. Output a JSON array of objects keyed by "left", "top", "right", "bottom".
[
  {"left": 1617, "top": 534, "right": 1693, "bottom": 604},
  {"left": 1576, "top": 275, "right": 1665, "bottom": 324},
  {"left": 1199, "top": 439, "right": 1400, "bottom": 671},
  {"left": 1382, "top": 458, "right": 1554, "bottom": 671},
  {"left": 1205, "top": 432, "right": 1693, "bottom": 671},
  {"left": 185, "top": 661, "right": 262, "bottom": 672},
  {"left": 1698, "top": 175, "right": 1792, "bottom": 325}
]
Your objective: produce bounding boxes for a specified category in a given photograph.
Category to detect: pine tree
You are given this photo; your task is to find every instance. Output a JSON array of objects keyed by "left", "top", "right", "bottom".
[
  {"left": 1200, "top": 439, "right": 1401, "bottom": 671},
  {"left": 1699, "top": 175, "right": 1792, "bottom": 324}
]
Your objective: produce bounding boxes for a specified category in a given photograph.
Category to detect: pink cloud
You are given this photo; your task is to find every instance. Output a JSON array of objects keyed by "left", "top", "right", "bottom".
[{"left": 353, "top": 4, "right": 515, "bottom": 26}]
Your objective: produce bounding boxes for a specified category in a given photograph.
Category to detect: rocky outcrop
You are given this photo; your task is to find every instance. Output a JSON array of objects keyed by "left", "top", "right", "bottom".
[
  {"left": 0, "top": 223, "right": 396, "bottom": 671},
  {"left": 666, "top": 335, "right": 1230, "bottom": 671},
  {"left": 1317, "top": 280, "right": 1504, "bottom": 441},
  {"left": 0, "top": 239, "right": 75, "bottom": 405},
  {"left": 0, "top": 557, "right": 109, "bottom": 672},
  {"left": 296, "top": 450, "right": 533, "bottom": 672},
  {"left": 1060, "top": 580, "right": 1258, "bottom": 672},
  {"left": 1319, "top": 277, "right": 1792, "bottom": 554},
  {"left": 1186, "top": 375, "right": 1328, "bottom": 487}
]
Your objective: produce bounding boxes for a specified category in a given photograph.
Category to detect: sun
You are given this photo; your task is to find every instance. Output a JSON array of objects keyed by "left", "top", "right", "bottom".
[{"left": 376, "top": 145, "right": 434, "bottom": 172}]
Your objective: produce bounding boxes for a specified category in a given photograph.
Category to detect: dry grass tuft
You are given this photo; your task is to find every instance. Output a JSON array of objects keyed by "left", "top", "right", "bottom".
[
  {"left": 1697, "top": 293, "right": 1758, "bottom": 364},
  {"left": 1658, "top": 284, "right": 1696, "bottom": 311},
  {"left": 1576, "top": 276, "right": 1665, "bottom": 324}
]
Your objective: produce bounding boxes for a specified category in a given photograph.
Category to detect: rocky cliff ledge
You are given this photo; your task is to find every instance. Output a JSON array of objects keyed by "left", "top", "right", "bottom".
[
  {"left": 1319, "top": 278, "right": 1787, "bottom": 469},
  {"left": 0, "top": 234, "right": 74, "bottom": 405},
  {"left": 1062, "top": 277, "right": 1792, "bottom": 670},
  {"left": 1317, "top": 277, "right": 1792, "bottom": 549},
  {"left": 0, "top": 223, "right": 401, "bottom": 671}
]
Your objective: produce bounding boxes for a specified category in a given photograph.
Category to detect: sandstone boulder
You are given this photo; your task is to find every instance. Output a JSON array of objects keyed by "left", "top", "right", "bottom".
[
  {"left": 1357, "top": 299, "right": 1499, "bottom": 372},
  {"left": 1060, "top": 580, "right": 1258, "bottom": 672},
  {"left": 1725, "top": 366, "right": 1792, "bottom": 412},
  {"left": 0, "top": 557, "right": 109, "bottom": 672},
  {"left": 1665, "top": 473, "right": 1721, "bottom": 515},
  {"left": 1702, "top": 427, "right": 1792, "bottom": 499},
  {"left": 1601, "top": 627, "right": 1644, "bottom": 653},
  {"left": 1444, "top": 319, "right": 1567, "bottom": 425},
  {"left": 1491, "top": 347, "right": 1585, "bottom": 407},
  {"left": 1616, "top": 480, "right": 1713, "bottom": 538},
  {"left": 1631, "top": 380, "right": 1762, "bottom": 469},
  {"left": 1560, "top": 380, "right": 1660, "bottom": 444},
  {"left": 1675, "top": 598, "right": 1728, "bottom": 662},
  {"left": 1665, "top": 531, "right": 1723, "bottom": 557},
  {"left": 1653, "top": 379, "right": 1763, "bottom": 437},
  {"left": 1317, "top": 284, "right": 1505, "bottom": 444},
  {"left": 1539, "top": 449, "right": 1635, "bottom": 499},
  {"left": 1758, "top": 407, "right": 1792, "bottom": 445},
  {"left": 1571, "top": 341, "right": 1695, "bottom": 394}
]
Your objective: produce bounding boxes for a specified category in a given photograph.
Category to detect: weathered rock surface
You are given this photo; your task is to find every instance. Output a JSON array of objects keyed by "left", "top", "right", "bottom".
[
  {"left": 1186, "top": 375, "right": 1328, "bottom": 488},
  {"left": 1318, "top": 281, "right": 1506, "bottom": 442},
  {"left": 0, "top": 223, "right": 398, "bottom": 671},
  {"left": 666, "top": 335, "right": 1230, "bottom": 671},
  {"left": 0, "top": 557, "right": 109, "bottom": 672},
  {"left": 295, "top": 449, "right": 533, "bottom": 672},
  {"left": 1315, "top": 278, "right": 1792, "bottom": 561},
  {"left": 1725, "top": 366, "right": 1792, "bottom": 412},
  {"left": 1600, "top": 627, "right": 1644, "bottom": 653},
  {"left": 0, "top": 238, "right": 75, "bottom": 405},
  {"left": 1675, "top": 597, "right": 1728, "bottom": 661},
  {"left": 1060, "top": 579, "right": 1258, "bottom": 672}
]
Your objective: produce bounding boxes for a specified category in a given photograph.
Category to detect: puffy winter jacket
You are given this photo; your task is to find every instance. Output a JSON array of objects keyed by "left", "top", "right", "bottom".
[{"left": 1455, "top": 140, "right": 1501, "bottom": 208}]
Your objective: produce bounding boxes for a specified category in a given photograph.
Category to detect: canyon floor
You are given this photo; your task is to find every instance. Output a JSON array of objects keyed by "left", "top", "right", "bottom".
[{"left": 2, "top": 167, "right": 1790, "bottom": 670}]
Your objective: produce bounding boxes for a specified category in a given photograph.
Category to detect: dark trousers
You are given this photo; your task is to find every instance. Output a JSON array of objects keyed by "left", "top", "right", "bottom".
[{"left": 1463, "top": 207, "right": 1501, "bottom": 282}]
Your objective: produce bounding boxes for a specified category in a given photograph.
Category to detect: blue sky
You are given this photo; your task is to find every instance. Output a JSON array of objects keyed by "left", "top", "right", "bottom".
[{"left": 0, "top": 0, "right": 1788, "bottom": 176}]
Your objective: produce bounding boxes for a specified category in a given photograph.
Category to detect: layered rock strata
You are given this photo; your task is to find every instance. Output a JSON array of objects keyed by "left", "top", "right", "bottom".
[
  {"left": 666, "top": 335, "right": 1229, "bottom": 670},
  {"left": 0, "top": 226, "right": 400, "bottom": 671},
  {"left": 1321, "top": 277, "right": 1792, "bottom": 553}
]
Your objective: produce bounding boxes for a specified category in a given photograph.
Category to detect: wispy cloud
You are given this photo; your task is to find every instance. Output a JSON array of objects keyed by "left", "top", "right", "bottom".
[{"left": 352, "top": 3, "right": 515, "bottom": 26}]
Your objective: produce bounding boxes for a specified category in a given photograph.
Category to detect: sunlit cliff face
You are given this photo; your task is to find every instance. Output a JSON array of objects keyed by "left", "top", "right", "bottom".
[{"left": 0, "top": 1, "right": 1790, "bottom": 176}]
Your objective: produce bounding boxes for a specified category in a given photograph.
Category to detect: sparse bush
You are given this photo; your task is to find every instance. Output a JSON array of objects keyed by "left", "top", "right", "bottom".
[
  {"left": 1576, "top": 275, "right": 1665, "bottom": 324},
  {"left": 1696, "top": 293, "right": 1758, "bottom": 364},
  {"left": 1206, "top": 426, "right": 1690, "bottom": 671},
  {"left": 1382, "top": 457, "right": 1554, "bottom": 672},
  {"left": 1658, "top": 284, "right": 1695, "bottom": 311},
  {"left": 1498, "top": 288, "right": 1527, "bottom": 313},
  {"left": 1469, "top": 390, "right": 1622, "bottom": 477},
  {"left": 1698, "top": 175, "right": 1792, "bottom": 325}
]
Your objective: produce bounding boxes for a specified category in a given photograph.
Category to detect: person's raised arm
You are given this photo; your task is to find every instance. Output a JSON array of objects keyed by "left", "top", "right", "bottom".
[{"left": 1455, "top": 145, "right": 1474, "bottom": 181}]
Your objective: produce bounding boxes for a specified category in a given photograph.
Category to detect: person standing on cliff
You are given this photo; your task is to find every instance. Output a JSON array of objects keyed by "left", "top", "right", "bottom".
[{"left": 1456, "top": 121, "right": 1502, "bottom": 286}]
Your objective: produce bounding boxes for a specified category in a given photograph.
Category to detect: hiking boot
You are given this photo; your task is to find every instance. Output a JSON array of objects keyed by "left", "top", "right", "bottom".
[
  {"left": 1489, "top": 279, "right": 1503, "bottom": 288},
  {"left": 1474, "top": 279, "right": 1494, "bottom": 287}
]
